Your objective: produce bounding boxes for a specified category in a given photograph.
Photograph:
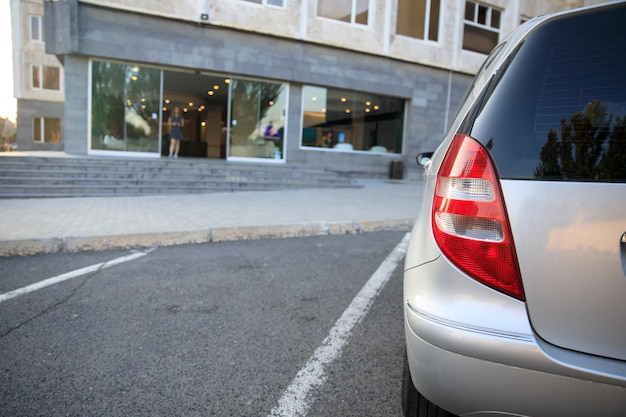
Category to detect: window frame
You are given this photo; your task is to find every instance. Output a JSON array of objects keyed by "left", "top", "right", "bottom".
[
  {"left": 463, "top": 1, "right": 502, "bottom": 54},
  {"left": 396, "top": 0, "right": 441, "bottom": 42},
  {"left": 30, "top": 15, "right": 43, "bottom": 42},
  {"left": 33, "top": 116, "right": 61, "bottom": 143},
  {"left": 31, "top": 65, "right": 61, "bottom": 91},
  {"left": 239, "top": 0, "right": 285, "bottom": 8},
  {"left": 317, "top": 0, "right": 370, "bottom": 25},
  {"left": 464, "top": 1, "right": 501, "bottom": 34}
]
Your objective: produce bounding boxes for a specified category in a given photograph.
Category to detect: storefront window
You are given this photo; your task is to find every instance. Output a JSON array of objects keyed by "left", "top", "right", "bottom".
[
  {"left": 90, "top": 61, "right": 161, "bottom": 153},
  {"left": 229, "top": 79, "right": 287, "bottom": 160},
  {"left": 301, "top": 85, "right": 404, "bottom": 153}
]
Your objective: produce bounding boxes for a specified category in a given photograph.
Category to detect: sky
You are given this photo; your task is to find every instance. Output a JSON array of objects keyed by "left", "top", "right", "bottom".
[{"left": 1, "top": 1, "right": 17, "bottom": 123}]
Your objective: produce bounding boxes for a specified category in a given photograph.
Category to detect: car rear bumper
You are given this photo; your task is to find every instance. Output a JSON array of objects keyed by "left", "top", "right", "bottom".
[{"left": 404, "top": 257, "right": 626, "bottom": 417}]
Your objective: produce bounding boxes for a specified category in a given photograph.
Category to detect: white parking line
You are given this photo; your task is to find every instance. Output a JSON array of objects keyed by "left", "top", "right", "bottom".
[
  {"left": 0, "top": 250, "right": 152, "bottom": 304},
  {"left": 268, "top": 232, "right": 410, "bottom": 417}
]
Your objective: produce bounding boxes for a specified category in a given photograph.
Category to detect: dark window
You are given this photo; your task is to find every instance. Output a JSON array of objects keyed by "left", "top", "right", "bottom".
[
  {"left": 462, "top": 4, "right": 626, "bottom": 182},
  {"left": 463, "top": 1, "right": 501, "bottom": 54}
]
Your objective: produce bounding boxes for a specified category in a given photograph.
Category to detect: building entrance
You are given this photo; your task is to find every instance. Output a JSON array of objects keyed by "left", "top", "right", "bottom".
[
  {"left": 89, "top": 61, "right": 287, "bottom": 161},
  {"left": 162, "top": 71, "right": 229, "bottom": 159}
]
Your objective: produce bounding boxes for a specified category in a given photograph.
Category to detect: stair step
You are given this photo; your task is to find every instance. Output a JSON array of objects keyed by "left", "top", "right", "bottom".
[{"left": 0, "top": 155, "right": 360, "bottom": 198}]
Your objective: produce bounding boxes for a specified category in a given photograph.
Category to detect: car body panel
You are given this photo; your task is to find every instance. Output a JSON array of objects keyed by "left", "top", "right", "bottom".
[
  {"left": 502, "top": 180, "right": 626, "bottom": 361},
  {"left": 405, "top": 313, "right": 626, "bottom": 417}
]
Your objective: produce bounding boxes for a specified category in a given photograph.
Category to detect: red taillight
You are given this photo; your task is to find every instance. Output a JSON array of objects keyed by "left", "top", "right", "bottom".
[{"left": 432, "top": 134, "right": 525, "bottom": 300}]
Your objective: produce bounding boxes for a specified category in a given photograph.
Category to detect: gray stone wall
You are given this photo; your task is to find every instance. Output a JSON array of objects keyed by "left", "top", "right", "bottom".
[
  {"left": 62, "top": 55, "right": 90, "bottom": 155},
  {"left": 45, "top": 0, "right": 473, "bottom": 178},
  {"left": 15, "top": 99, "right": 65, "bottom": 151}
]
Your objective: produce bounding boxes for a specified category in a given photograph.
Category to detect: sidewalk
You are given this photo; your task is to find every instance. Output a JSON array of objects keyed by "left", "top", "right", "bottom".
[{"left": 0, "top": 179, "right": 423, "bottom": 256}]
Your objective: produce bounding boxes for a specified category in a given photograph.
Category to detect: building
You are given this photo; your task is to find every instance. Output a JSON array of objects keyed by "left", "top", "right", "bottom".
[{"left": 11, "top": 0, "right": 606, "bottom": 178}]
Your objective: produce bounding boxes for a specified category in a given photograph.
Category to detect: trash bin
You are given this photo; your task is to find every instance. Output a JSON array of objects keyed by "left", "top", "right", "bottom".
[{"left": 390, "top": 160, "right": 404, "bottom": 180}]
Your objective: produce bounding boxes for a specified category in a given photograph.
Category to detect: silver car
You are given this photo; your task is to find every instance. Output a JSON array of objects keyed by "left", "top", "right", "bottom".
[{"left": 402, "top": 3, "right": 626, "bottom": 417}]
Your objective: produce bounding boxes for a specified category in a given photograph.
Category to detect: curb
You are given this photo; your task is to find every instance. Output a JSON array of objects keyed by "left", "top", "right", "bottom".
[{"left": 0, "top": 219, "right": 414, "bottom": 257}]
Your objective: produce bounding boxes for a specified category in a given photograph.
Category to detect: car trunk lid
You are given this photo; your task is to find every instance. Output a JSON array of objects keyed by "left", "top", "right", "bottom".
[{"left": 502, "top": 180, "right": 626, "bottom": 361}]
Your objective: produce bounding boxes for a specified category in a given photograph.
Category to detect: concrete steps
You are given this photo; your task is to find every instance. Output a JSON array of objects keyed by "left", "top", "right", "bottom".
[{"left": 0, "top": 155, "right": 360, "bottom": 198}]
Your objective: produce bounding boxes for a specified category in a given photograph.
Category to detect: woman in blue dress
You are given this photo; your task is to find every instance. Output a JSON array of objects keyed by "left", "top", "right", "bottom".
[{"left": 168, "top": 106, "right": 184, "bottom": 158}]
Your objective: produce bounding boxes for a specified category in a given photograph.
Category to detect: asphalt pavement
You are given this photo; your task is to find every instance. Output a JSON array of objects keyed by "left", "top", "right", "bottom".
[{"left": 0, "top": 179, "right": 423, "bottom": 256}]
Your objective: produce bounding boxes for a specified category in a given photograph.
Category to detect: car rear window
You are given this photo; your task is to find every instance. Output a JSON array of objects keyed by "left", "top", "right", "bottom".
[{"left": 462, "top": 3, "right": 626, "bottom": 182}]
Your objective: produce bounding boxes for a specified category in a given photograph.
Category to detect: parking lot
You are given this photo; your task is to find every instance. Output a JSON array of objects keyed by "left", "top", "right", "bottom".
[{"left": 0, "top": 232, "right": 408, "bottom": 417}]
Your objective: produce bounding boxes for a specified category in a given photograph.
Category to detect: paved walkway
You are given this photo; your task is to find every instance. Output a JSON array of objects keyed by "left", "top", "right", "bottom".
[{"left": 0, "top": 179, "right": 423, "bottom": 256}]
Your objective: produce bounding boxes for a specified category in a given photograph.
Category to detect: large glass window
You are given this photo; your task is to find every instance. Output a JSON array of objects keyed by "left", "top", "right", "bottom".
[
  {"left": 90, "top": 61, "right": 161, "bottom": 153},
  {"left": 301, "top": 86, "right": 404, "bottom": 153},
  {"left": 397, "top": 0, "right": 440, "bottom": 41},
  {"left": 463, "top": 1, "right": 501, "bottom": 54},
  {"left": 33, "top": 117, "right": 61, "bottom": 143},
  {"left": 229, "top": 79, "right": 287, "bottom": 160},
  {"left": 318, "top": 0, "right": 369, "bottom": 25}
]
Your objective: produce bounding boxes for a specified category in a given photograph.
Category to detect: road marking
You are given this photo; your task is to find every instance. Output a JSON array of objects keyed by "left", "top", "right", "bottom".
[
  {"left": 0, "top": 250, "right": 153, "bottom": 304},
  {"left": 268, "top": 232, "right": 410, "bottom": 417}
]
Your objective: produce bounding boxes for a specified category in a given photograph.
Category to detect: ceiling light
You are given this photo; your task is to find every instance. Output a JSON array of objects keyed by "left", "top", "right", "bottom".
[
  {"left": 341, "top": 97, "right": 347, "bottom": 103},
  {"left": 208, "top": 91, "right": 214, "bottom": 96},
  {"left": 213, "top": 85, "right": 220, "bottom": 90},
  {"left": 225, "top": 78, "right": 231, "bottom": 84}
]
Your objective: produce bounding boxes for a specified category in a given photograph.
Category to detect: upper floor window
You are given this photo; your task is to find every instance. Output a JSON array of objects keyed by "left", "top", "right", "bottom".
[
  {"left": 396, "top": 0, "right": 440, "bottom": 41},
  {"left": 463, "top": 1, "right": 501, "bottom": 54},
  {"left": 30, "top": 15, "right": 43, "bottom": 42},
  {"left": 240, "top": 0, "right": 284, "bottom": 6},
  {"left": 318, "top": 0, "right": 369, "bottom": 25},
  {"left": 32, "top": 65, "right": 60, "bottom": 90}
]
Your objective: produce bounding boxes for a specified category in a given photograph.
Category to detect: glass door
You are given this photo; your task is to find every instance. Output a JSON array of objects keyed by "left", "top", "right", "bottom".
[{"left": 228, "top": 78, "right": 287, "bottom": 160}]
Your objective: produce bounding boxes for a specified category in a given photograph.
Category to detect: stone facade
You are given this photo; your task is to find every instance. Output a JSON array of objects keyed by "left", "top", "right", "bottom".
[{"left": 11, "top": 0, "right": 608, "bottom": 178}]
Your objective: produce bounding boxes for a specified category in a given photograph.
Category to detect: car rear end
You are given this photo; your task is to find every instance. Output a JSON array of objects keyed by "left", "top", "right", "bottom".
[{"left": 404, "top": 3, "right": 626, "bottom": 416}]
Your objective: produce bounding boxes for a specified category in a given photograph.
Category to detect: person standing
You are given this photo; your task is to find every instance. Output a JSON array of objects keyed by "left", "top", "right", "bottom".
[
  {"left": 168, "top": 106, "right": 184, "bottom": 158},
  {"left": 322, "top": 130, "right": 335, "bottom": 148}
]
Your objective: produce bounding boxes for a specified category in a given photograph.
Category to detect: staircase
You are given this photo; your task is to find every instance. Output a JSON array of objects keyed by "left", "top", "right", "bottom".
[{"left": 0, "top": 155, "right": 360, "bottom": 198}]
